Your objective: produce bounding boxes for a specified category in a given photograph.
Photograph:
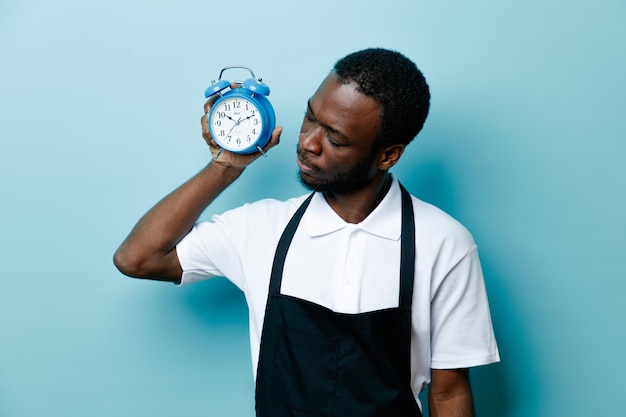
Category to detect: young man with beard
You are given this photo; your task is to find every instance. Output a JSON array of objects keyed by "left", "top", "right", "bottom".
[{"left": 114, "top": 48, "right": 499, "bottom": 417}]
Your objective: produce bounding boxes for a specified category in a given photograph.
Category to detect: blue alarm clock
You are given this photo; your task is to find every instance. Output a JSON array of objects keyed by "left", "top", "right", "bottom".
[{"left": 205, "top": 65, "right": 276, "bottom": 155}]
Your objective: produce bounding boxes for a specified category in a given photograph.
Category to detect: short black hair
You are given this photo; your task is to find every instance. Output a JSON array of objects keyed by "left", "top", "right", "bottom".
[{"left": 333, "top": 48, "right": 430, "bottom": 148}]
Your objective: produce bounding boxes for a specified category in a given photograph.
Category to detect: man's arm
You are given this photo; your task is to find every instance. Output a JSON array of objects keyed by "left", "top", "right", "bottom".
[
  {"left": 428, "top": 368, "right": 474, "bottom": 417},
  {"left": 113, "top": 96, "right": 282, "bottom": 282}
]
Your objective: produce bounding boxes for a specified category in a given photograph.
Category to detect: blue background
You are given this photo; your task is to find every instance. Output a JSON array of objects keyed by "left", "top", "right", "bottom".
[{"left": 1, "top": 1, "right": 625, "bottom": 416}]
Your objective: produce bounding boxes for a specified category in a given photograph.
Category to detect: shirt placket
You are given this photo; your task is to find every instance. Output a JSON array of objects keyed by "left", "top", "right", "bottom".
[{"left": 341, "top": 226, "right": 364, "bottom": 311}]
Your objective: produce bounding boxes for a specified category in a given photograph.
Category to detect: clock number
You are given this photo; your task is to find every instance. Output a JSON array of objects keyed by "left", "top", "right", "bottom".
[{"left": 217, "top": 112, "right": 226, "bottom": 119}]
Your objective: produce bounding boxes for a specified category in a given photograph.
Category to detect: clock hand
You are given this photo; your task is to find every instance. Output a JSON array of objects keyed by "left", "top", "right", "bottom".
[
  {"left": 240, "top": 112, "right": 256, "bottom": 122},
  {"left": 215, "top": 118, "right": 241, "bottom": 158},
  {"left": 224, "top": 117, "right": 242, "bottom": 138}
]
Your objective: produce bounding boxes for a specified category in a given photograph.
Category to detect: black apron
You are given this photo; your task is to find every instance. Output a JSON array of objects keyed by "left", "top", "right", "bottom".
[{"left": 255, "top": 184, "right": 422, "bottom": 417}]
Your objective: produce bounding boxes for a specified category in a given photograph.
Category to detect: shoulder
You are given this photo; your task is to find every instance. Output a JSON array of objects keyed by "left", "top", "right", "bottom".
[
  {"left": 217, "top": 194, "right": 310, "bottom": 224},
  {"left": 410, "top": 195, "right": 474, "bottom": 241},
  {"left": 409, "top": 194, "right": 478, "bottom": 264},
  {"left": 177, "top": 193, "right": 311, "bottom": 283},
  {"left": 390, "top": 178, "right": 476, "bottom": 253},
  {"left": 204, "top": 194, "right": 311, "bottom": 239}
]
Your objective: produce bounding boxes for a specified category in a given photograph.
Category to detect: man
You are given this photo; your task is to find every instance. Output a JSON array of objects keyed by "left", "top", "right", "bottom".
[{"left": 114, "top": 48, "right": 499, "bottom": 417}]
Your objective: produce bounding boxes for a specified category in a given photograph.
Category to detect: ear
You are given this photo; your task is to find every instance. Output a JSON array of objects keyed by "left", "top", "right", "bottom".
[{"left": 377, "top": 144, "right": 405, "bottom": 171}]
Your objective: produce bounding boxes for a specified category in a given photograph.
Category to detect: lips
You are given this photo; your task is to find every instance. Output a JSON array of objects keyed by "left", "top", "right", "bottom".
[{"left": 297, "top": 154, "right": 318, "bottom": 175}]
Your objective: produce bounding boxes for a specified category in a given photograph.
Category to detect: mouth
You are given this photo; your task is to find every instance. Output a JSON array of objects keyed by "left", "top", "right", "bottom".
[{"left": 297, "top": 154, "right": 317, "bottom": 175}]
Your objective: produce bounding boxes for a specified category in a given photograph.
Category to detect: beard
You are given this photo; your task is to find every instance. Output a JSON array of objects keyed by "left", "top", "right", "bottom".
[{"left": 297, "top": 149, "right": 378, "bottom": 194}]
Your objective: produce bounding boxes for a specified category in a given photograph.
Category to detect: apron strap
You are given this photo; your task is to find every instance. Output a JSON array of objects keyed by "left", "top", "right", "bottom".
[
  {"left": 269, "top": 192, "right": 314, "bottom": 295},
  {"left": 398, "top": 183, "right": 416, "bottom": 310},
  {"left": 269, "top": 183, "right": 416, "bottom": 309}
]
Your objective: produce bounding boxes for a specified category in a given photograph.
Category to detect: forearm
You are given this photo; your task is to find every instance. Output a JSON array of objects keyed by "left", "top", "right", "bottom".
[
  {"left": 428, "top": 369, "right": 474, "bottom": 417},
  {"left": 428, "top": 390, "right": 474, "bottom": 417},
  {"left": 113, "top": 161, "right": 244, "bottom": 280}
]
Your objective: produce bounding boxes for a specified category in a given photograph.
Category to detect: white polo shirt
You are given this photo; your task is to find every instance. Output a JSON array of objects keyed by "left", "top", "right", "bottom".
[{"left": 176, "top": 177, "right": 499, "bottom": 398}]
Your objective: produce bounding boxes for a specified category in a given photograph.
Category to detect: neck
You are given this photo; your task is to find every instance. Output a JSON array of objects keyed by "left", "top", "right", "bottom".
[{"left": 323, "top": 173, "right": 392, "bottom": 224}]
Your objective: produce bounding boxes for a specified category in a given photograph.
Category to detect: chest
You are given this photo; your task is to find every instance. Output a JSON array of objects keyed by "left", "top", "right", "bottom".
[{"left": 279, "top": 226, "right": 402, "bottom": 313}]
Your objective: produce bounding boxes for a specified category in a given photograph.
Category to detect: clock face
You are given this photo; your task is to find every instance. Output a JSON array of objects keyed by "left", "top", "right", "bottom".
[{"left": 209, "top": 96, "right": 264, "bottom": 152}]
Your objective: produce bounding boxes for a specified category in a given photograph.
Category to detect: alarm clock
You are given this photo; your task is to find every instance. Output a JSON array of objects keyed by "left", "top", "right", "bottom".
[{"left": 205, "top": 65, "right": 276, "bottom": 155}]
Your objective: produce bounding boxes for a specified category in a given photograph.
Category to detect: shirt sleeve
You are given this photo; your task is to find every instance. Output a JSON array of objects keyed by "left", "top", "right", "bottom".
[
  {"left": 175, "top": 207, "right": 247, "bottom": 289},
  {"left": 175, "top": 197, "right": 305, "bottom": 289},
  {"left": 429, "top": 246, "right": 500, "bottom": 369}
]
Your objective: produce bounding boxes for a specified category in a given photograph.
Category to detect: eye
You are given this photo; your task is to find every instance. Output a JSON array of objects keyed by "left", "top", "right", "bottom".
[{"left": 326, "top": 134, "right": 342, "bottom": 147}]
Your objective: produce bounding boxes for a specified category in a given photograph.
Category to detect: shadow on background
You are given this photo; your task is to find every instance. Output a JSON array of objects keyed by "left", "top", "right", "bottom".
[
  {"left": 402, "top": 158, "right": 521, "bottom": 417},
  {"left": 180, "top": 277, "right": 249, "bottom": 329}
]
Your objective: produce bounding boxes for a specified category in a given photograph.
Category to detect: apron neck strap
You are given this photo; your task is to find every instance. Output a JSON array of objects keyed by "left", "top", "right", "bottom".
[
  {"left": 269, "top": 184, "right": 416, "bottom": 309},
  {"left": 269, "top": 192, "right": 314, "bottom": 295},
  {"left": 398, "top": 183, "right": 416, "bottom": 310}
]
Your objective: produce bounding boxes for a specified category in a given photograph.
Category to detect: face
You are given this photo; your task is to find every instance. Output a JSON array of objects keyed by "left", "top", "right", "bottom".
[{"left": 297, "top": 73, "right": 383, "bottom": 194}]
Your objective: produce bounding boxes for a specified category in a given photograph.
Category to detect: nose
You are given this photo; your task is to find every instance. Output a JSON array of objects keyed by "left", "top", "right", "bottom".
[{"left": 299, "top": 124, "right": 323, "bottom": 155}]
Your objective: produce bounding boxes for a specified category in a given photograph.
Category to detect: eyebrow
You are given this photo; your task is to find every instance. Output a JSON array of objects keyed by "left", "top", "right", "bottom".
[{"left": 307, "top": 99, "right": 350, "bottom": 141}]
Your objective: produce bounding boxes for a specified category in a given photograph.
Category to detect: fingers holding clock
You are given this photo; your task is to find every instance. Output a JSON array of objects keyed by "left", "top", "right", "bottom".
[
  {"left": 200, "top": 83, "right": 240, "bottom": 146},
  {"left": 263, "top": 125, "right": 283, "bottom": 152},
  {"left": 200, "top": 111, "right": 216, "bottom": 148},
  {"left": 201, "top": 93, "right": 221, "bottom": 148},
  {"left": 250, "top": 125, "right": 283, "bottom": 159},
  {"left": 213, "top": 125, "right": 283, "bottom": 168}
]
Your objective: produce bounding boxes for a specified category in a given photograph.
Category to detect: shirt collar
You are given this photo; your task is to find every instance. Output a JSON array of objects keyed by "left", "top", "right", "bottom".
[{"left": 303, "top": 176, "right": 402, "bottom": 241}]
